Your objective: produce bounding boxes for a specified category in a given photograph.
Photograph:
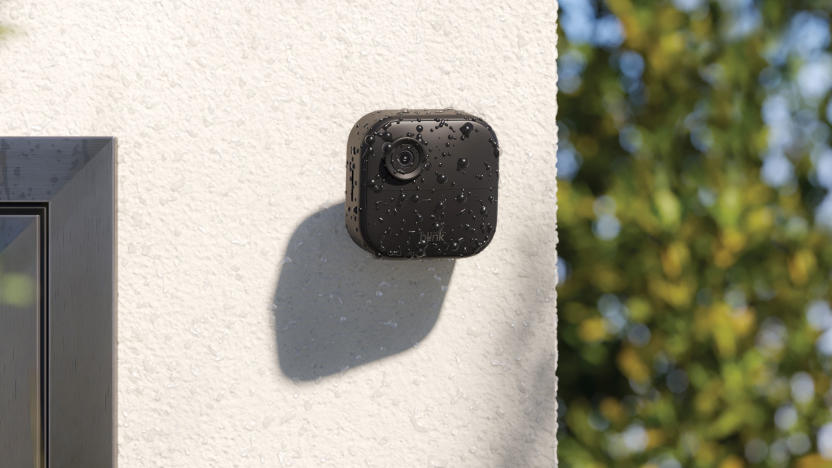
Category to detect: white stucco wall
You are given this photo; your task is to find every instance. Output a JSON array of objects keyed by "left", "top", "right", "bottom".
[{"left": 0, "top": 1, "right": 558, "bottom": 466}]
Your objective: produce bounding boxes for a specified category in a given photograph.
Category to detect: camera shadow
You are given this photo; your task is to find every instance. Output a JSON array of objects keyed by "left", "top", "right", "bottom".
[{"left": 273, "top": 203, "right": 455, "bottom": 381}]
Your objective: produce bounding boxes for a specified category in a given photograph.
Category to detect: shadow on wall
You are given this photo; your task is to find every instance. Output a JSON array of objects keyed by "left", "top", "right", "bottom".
[{"left": 273, "top": 203, "right": 455, "bottom": 381}]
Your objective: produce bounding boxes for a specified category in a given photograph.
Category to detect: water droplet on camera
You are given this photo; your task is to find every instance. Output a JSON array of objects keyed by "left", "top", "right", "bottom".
[
  {"left": 437, "top": 173, "right": 447, "bottom": 184},
  {"left": 457, "top": 157, "right": 468, "bottom": 170},
  {"left": 460, "top": 122, "right": 474, "bottom": 137},
  {"left": 365, "top": 135, "right": 375, "bottom": 145},
  {"left": 382, "top": 142, "right": 392, "bottom": 153},
  {"left": 382, "top": 132, "right": 393, "bottom": 141},
  {"left": 416, "top": 125, "right": 423, "bottom": 133}
]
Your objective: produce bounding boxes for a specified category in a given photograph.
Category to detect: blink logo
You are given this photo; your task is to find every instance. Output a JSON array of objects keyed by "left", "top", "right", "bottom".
[{"left": 419, "top": 229, "right": 445, "bottom": 243}]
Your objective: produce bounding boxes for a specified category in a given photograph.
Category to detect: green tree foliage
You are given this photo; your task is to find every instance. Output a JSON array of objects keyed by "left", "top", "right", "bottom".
[{"left": 557, "top": 1, "right": 832, "bottom": 466}]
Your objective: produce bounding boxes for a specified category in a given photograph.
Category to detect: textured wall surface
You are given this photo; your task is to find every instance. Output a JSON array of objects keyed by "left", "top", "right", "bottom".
[{"left": 0, "top": 1, "right": 558, "bottom": 466}]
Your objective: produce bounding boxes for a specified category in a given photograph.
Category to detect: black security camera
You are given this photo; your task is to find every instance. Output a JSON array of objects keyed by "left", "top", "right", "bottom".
[{"left": 346, "top": 109, "right": 499, "bottom": 258}]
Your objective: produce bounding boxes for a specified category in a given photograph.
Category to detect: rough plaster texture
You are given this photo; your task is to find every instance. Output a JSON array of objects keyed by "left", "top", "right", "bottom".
[{"left": 0, "top": 1, "right": 558, "bottom": 466}]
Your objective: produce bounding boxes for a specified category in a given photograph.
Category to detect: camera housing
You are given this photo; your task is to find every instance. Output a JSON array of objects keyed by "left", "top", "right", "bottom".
[{"left": 346, "top": 109, "right": 499, "bottom": 258}]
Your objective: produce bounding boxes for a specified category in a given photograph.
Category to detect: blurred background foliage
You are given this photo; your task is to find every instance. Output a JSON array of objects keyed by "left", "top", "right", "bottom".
[{"left": 557, "top": 0, "right": 832, "bottom": 466}]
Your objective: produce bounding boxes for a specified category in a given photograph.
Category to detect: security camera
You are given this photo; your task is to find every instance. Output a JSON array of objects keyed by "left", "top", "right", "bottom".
[{"left": 346, "top": 109, "right": 499, "bottom": 258}]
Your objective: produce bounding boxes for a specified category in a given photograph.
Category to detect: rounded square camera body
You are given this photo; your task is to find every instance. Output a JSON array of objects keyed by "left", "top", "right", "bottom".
[{"left": 346, "top": 109, "right": 499, "bottom": 258}]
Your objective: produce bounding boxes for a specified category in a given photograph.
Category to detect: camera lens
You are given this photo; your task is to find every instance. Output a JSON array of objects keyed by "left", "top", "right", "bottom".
[
  {"left": 385, "top": 138, "right": 424, "bottom": 181},
  {"left": 397, "top": 150, "right": 414, "bottom": 167}
]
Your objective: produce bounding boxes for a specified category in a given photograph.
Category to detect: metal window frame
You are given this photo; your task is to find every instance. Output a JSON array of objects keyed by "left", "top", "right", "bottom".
[{"left": 0, "top": 137, "right": 116, "bottom": 468}]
